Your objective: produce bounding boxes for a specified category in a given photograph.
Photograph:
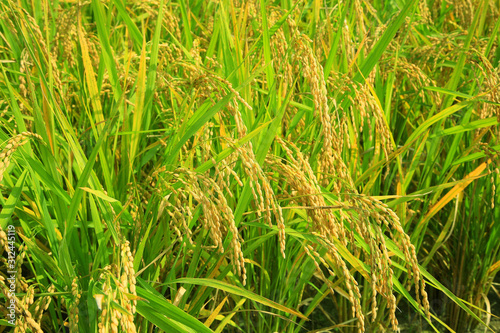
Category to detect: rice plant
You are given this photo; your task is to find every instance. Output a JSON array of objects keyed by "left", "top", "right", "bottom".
[{"left": 0, "top": 0, "right": 498, "bottom": 332}]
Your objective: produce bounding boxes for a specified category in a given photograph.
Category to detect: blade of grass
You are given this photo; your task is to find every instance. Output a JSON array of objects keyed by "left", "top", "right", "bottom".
[
  {"left": 0, "top": 170, "right": 27, "bottom": 230},
  {"left": 170, "top": 278, "right": 308, "bottom": 321}
]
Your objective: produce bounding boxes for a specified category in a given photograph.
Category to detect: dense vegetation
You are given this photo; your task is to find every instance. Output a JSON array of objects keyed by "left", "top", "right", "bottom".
[{"left": 0, "top": 0, "right": 499, "bottom": 332}]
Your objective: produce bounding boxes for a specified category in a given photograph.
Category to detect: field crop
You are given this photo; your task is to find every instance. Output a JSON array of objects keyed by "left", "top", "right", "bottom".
[{"left": 0, "top": 0, "right": 499, "bottom": 332}]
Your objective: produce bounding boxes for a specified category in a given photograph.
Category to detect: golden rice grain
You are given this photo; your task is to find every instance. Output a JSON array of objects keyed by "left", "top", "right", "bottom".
[
  {"left": 0, "top": 132, "right": 43, "bottom": 182},
  {"left": 69, "top": 278, "right": 81, "bottom": 332}
]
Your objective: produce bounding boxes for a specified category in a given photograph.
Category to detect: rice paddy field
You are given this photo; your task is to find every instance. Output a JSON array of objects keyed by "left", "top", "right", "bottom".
[{"left": 0, "top": 0, "right": 499, "bottom": 332}]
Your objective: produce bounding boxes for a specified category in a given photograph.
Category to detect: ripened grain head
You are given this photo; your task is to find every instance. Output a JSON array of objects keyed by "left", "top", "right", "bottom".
[{"left": 0, "top": 132, "right": 43, "bottom": 182}]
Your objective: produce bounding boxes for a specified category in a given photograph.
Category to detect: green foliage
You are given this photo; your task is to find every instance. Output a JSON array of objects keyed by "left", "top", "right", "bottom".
[{"left": 0, "top": 0, "right": 499, "bottom": 332}]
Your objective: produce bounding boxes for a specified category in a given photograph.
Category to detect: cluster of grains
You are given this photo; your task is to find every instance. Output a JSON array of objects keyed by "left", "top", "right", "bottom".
[
  {"left": 150, "top": 157, "right": 242, "bottom": 251},
  {"left": 386, "top": 59, "right": 440, "bottom": 104},
  {"left": 478, "top": 143, "right": 500, "bottom": 209},
  {"left": 12, "top": 245, "right": 47, "bottom": 332},
  {"left": 314, "top": 233, "right": 366, "bottom": 332},
  {"left": 150, "top": 160, "right": 248, "bottom": 281},
  {"left": 0, "top": 225, "right": 7, "bottom": 253},
  {"left": 97, "top": 273, "right": 112, "bottom": 333},
  {"left": 150, "top": 167, "right": 193, "bottom": 243},
  {"left": 268, "top": 9, "right": 294, "bottom": 87},
  {"left": 341, "top": 19, "right": 357, "bottom": 68},
  {"left": 15, "top": 244, "right": 28, "bottom": 295},
  {"left": 473, "top": 52, "right": 500, "bottom": 123},
  {"left": 210, "top": 150, "right": 244, "bottom": 203},
  {"left": 0, "top": 102, "right": 14, "bottom": 126},
  {"left": 267, "top": 138, "right": 347, "bottom": 243},
  {"left": 353, "top": 0, "right": 368, "bottom": 38},
  {"left": 268, "top": 138, "right": 430, "bottom": 332},
  {"left": 179, "top": 64, "right": 215, "bottom": 103},
  {"left": 407, "top": 32, "right": 464, "bottom": 77},
  {"left": 323, "top": 58, "right": 397, "bottom": 171},
  {"left": 492, "top": 167, "right": 500, "bottom": 209},
  {"left": 190, "top": 38, "right": 205, "bottom": 66},
  {"left": 119, "top": 241, "right": 138, "bottom": 329},
  {"left": 97, "top": 259, "right": 137, "bottom": 333},
  {"left": 157, "top": 190, "right": 195, "bottom": 245},
  {"left": 232, "top": 140, "right": 286, "bottom": 258},
  {"left": 221, "top": 77, "right": 253, "bottom": 110},
  {"left": 360, "top": 219, "right": 400, "bottom": 328},
  {"left": 347, "top": 82, "right": 394, "bottom": 165},
  {"left": 355, "top": 195, "right": 430, "bottom": 321},
  {"left": 166, "top": 168, "right": 247, "bottom": 285},
  {"left": 158, "top": 43, "right": 183, "bottom": 77},
  {"left": 93, "top": 205, "right": 138, "bottom": 332},
  {"left": 418, "top": 0, "right": 432, "bottom": 23},
  {"left": 0, "top": 7, "right": 17, "bottom": 40},
  {"left": 0, "top": 278, "right": 43, "bottom": 333},
  {"left": 157, "top": 50, "right": 247, "bottom": 121},
  {"left": 303, "top": 237, "right": 365, "bottom": 332},
  {"left": 66, "top": 278, "right": 81, "bottom": 331},
  {"left": 267, "top": 139, "right": 365, "bottom": 330},
  {"left": 3, "top": 238, "right": 78, "bottom": 332},
  {"left": 0, "top": 239, "right": 28, "bottom": 297},
  {"left": 291, "top": 34, "right": 350, "bottom": 191},
  {"left": 226, "top": 102, "right": 286, "bottom": 258},
  {"left": 53, "top": 6, "right": 78, "bottom": 67},
  {"left": 33, "top": 284, "right": 55, "bottom": 324},
  {"left": 9, "top": 4, "right": 62, "bottom": 93},
  {"left": 486, "top": 2, "right": 500, "bottom": 29},
  {"left": 18, "top": 49, "right": 31, "bottom": 111},
  {"left": 84, "top": 33, "right": 102, "bottom": 72},
  {"left": 0, "top": 131, "right": 43, "bottom": 183},
  {"left": 124, "top": 183, "right": 153, "bottom": 244},
  {"left": 451, "top": 0, "right": 476, "bottom": 29},
  {"left": 135, "top": 1, "right": 181, "bottom": 40}
]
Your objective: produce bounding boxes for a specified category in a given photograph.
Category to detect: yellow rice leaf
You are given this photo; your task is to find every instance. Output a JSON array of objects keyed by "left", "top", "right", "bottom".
[
  {"left": 78, "top": 13, "right": 103, "bottom": 133},
  {"left": 487, "top": 260, "right": 500, "bottom": 276},
  {"left": 204, "top": 296, "right": 228, "bottom": 327},
  {"left": 80, "top": 187, "right": 118, "bottom": 202},
  {"left": 215, "top": 298, "right": 246, "bottom": 333},
  {"left": 417, "top": 159, "right": 491, "bottom": 231}
]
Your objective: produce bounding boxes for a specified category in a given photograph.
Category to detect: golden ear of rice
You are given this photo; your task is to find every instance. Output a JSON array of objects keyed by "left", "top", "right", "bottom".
[
  {"left": 0, "top": 132, "right": 43, "bottom": 182},
  {"left": 268, "top": 137, "right": 430, "bottom": 332}
]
